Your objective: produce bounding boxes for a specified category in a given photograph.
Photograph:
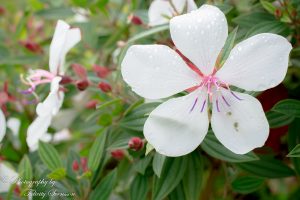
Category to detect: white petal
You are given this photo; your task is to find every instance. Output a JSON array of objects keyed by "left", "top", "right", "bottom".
[
  {"left": 36, "top": 77, "right": 64, "bottom": 116},
  {"left": 7, "top": 118, "right": 21, "bottom": 137},
  {"left": 0, "top": 163, "right": 18, "bottom": 192},
  {"left": 170, "top": 5, "right": 228, "bottom": 75},
  {"left": 49, "top": 20, "right": 81, "bottom": 75},
  {"left": 121, "top": 45, "right": 199, "bottom": 99},
  {"left": 148, "top": 0, "right": 173, "bottom": 26},
  {"left": 211, "top": 89, "right": 269, "bottom": 154},
  {"left": 26, "top": 115, "right": 52, "bottom": 152},
  {"left": 216, "top": 33, "right": 292, "bottom": 91},
  {"left": 0, "top": 109, "right": 6, "bottom": 142},
  {"left": 52, "top": 129, "right": 71, "bottom": 143},
  {"left": 144, "top": 89, "right": 209, "bottom": 157}
]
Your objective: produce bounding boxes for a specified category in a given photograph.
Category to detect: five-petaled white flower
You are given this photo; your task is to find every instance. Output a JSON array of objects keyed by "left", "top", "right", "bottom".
[
  {"left": 148, "top": 0, "right": 197, "bottom": 26},
  {"left": 26, "top": 20, "right": 81, "bottom": 151},
  {"left": 0, "top": 109, "right": 5, "bottom": 142},
  {"left": 122, "top": 5, "right": 292, "bottom": 157}
]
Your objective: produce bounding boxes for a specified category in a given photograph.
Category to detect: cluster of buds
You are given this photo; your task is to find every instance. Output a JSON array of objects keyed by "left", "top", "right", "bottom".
[
  {"left": 72, "top": 157, "right": 88, "bottom": 172},
  {"left": 72, "top": 63, "right": 90, "bottom": 91}
]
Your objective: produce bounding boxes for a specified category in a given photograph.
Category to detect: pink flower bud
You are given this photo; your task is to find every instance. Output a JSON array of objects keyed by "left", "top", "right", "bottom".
[
  {"left": 80, "top": 157, "right": 88, "bottom": 172},
  {"left": 72, "top": 160, "right": 80, "bottom": 171},
  {"left": 93, "top": 65, "right": 110, "bottom": 79},
  {"left": 128, "top": 14, "right": 143, "bottom": 25},
  {"left": 72, "top": 63, "right": 87, "bottom": 80},
  {"left": 60, "top": 76, "right": 73, "bottom": 85},
  {"left": 14, "top": 185, "right": 21, "bottom": 195},
  {"left": 111, "top": 149, "right": 125, "bottom": 160},
  {"left": 76, "top": 80, "right": 89, "bottom": 91},
  {"left": 128, "top": 137, "right": 144, "bottom": 151},
  {"left": 85, "top": 100, "right": 99, "bottom": 109},
  {"left": 98, "top": 82, "right": 112, "bottom": 93},
  {"left": 20, "top": 40, "right": 43, "bottom": 53}
]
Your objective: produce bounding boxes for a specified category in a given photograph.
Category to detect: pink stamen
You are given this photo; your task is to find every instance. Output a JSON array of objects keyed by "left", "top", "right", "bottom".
[{"left": 23, "top": 70, "right": 56, "bottom": 94}]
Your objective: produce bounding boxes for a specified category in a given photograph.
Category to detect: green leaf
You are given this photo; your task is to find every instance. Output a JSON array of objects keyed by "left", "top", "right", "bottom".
[
  {"left": 135, "top": 155, "right": 153, "bottom": 175},
  {"left": 183, "top": 152, "right": 203, "bottom": 200},
  {"left": 38, "top": 141, "right": 63, "bottom": 171},
  {"left": 236, "top": 156, "right": 295, "bottom": 178},
  {"left": 146, "top": 143, "right": 154, "bottom": 155},
  {"left": 130, "top": 174, "right": 148, "bottom": 200},
  {"left": 233, "top": 12, "right": 275, "bottom": 28},
  {"left": 288, "top": 144, "right": 300, "bottom": 157},
  {"left": 152, "top": 152, "right": 166, "bottom": 178},
  {"left": 35, "top": 7, "right": 74, "bottom": 19},
  {"left": 18, "top": 155, "right": 33, "bottom": 181},
  {"left": 260, "top": 0, "right": 276, "bottom": 15},
  {"left": 47, "top": 168, "right": 66, "bottom": 180},
  {"left": 232, "top": 176, "right": 264, "bottom": 194},
  {"left": 220, "top": 27, "right": 238, "bottom": 64},
  {"left": 153, "top": 156, "right": 187, "bottom": 200},
  {"left": 272, "top": 99, "right": 300, "bottom": 118},
  {"left": 0, "top": 55, "right": 41, "bottom": 65},
  {"left": 201, "top": 132, "right": 259, "bottom": 163},
  {"left": 169, "top": 182, "right": 187, "bottom": 200},
  {"left": 288, "top": 119, "right": 300, "bottom": 174},
  {"left": 215, "top": 4, "right": 233, "bottom": 14},
  {"left": 245, "top": 21, "right": 289, "bottom": 38},
  {"left": 88, "top": 131, "right": 107, "bottom": 172},
  {"left": 266, "top": 111, "right": 295, "bottom": 128},
  {"left": 89, "top": 170, "right": 117, "bottom": 200}
]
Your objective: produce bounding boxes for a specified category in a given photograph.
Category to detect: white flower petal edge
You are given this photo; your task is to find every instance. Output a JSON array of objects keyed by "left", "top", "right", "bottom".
[
  {"left": 121, "top": 45, "right": 199, "bottom": 99},
  {"left": 0, "top": 109, "right": 6, "bottom": 142},
  {"left": 216, "top": 33, "right": 292, "bottom": 91},
  {"left": 211, "top": 89, "right": 269, "bottom": 154},
  {"left": 0, "top": 162, "right": 18, "bottom": 192},
  {"left": 144, "top": 89, "right": 209, "bottom": 157},
  {"left": 170, "top": 5, "right": 228, "bottom": 75},
  {"left": 7, "top": 118, "right": 21, "bottom": 137},
  {"left": 49, "top": 20, "right": 81, "bottom": 75},
  {"left": 148, "top": 0, "right": 197, "bottom": 26}
]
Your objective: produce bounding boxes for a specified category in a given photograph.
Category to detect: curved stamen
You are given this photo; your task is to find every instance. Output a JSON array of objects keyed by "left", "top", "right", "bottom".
[
  {"left": 200, "top": 99, "right": 206, "bottom": 112},
  {"left": 189, "top": 97, "right": 198, "bottom": 113}
]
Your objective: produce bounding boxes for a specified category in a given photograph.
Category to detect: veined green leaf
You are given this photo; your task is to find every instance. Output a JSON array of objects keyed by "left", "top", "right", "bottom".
[
  {"left": 152, "top": 152, "right": 166, "bottom": 178},
  {"left": 232, "top": 176, "right": 264, "bottom": 194},
  {"left": 272, "top": 99, "right": 300, "bottom": 118},
  {"left": 288, "top": 119, "right": 300, "bottom": 174},
  {"left": 201, "top": 132, "right": 259, "bottom": 163},
  {"left": 288, "top": 144, "right": 300, "bottom": 157},
  {"left": 220, "top": 27, "right": 238, "bottom": 64},
  {"left": 35, "top": 7, "right": 74, "bottom": 19},
  {"left": 88, "top": 131, "right": 107, "bottom": 172},
  {"left": 233, "top": 12, "right": 275, "bottom": 28},
  {"left": 236, "top": 156, "right": 295, "bottom": 178},
  {"left": 38, "top": 141, "right": 63, "bottom": 171},
  {"left": 135, "top": 154, "right": 153, "bottom": 175},
  {"left": 47, "top": 168, "right": 66, "bottom": 180},
  {"left": 260, "top": 0, "right": 276, "bottom": 15},
  {"left": 266, "top": 111, "right": 295, "bottom": 128},
  {"left": 245, "top": 20, "right": 289, "bottom": 38},
  {"left": 18, "top": 155, "right": 33, "bottom": 181},
  {"left": 130, "top": 174, "right": 148, "bottom": 200}
]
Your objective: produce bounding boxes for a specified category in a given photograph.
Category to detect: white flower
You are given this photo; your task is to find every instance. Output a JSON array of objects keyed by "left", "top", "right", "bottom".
[
  {"left": 26, "top": 20, "right": 81, "bottom": 151},
  {"left": 0, "top": 162, "right": 18, "bottom": 193},
  {"left": 0, "top": 109, "right": 6, "bottom": 142},
  {"left": 148, "top": 0, "right": 197, "bottom": 26},
  {"left": 121, "top": 5, "right": 292, "bottom": 157}
]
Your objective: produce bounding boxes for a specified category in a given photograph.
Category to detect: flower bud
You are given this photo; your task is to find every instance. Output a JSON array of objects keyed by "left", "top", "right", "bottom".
[
  {"left": 0, "top": 6, "right": 5, "bottom": 15},
  {"left": 85, "top": 100, "right": 99, "bottom": 109},
  {"left": 128, "top": 137, "right": 144, "bottom": 151},
  {"left": 80, "top": 157, "right": 88, "bottom": 172},
  {"left": 274, "top": 9, "right": 282, "bottom": 18},
  {"left": 98, "top": 82, "right": 112, "bottom": 93},
  {"left": 76, "top": 80, "right": 89, "bottom": 91},
  {"left": 72, "top": 63, "right": 87, "bottom": 80},
  {"left": 20, "top": 40, "right": 42, "bottom": 53},
  {"left": 14, "top": 185, "right": 21, "bottom": 195},
  {"left": 72, "top": 160, "right": 80, "bottom": 171},
  {"left": 60, "top": 76, "right": 73, "bottom": 85},
  {"left": 111, "top": 149, "right": 125, "bottom": 160},
  {"left": 93, "top": 65, "right": 110, "bottom": 79},
  {"left": 128, "top": 14, "right": 143, "bottom": 25}
]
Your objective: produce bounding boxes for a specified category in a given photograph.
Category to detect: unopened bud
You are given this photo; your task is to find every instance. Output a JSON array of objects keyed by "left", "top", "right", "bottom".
[
  {"left": 80, "top": 157, "right": 88, "bottom": 172},
  {"left": 98, "top": 82, "right": 112, "bottom": 93},
  {"left": 14, "top": 185, "right": 21, "bottom": 195},
  {"left": 20, "top": 40, "right": 42, "bottom": 53},
  {"left": 72, "top": 160, "right": 80, "bottom": 171},
  {"left": 60, "top": 76, "right": 73, "bottom": 85},
  {"left": 76, "top": 80, "right": 89, "bottom": 91},
  {"left": 128, "top": 14, "right": 143, "bottom": 25},
  {"left": 0, "top": 6, "right": 5, "bottom": 15},
  {"left": 274, "top": 9, "right": 282, "bottom": 18},
  {"left": 111, "top": 149, "right": 125, "bottom": 160},
  {"left": 128, "top": 137, "right": 144, "bottom": 151},
  {"left": 85, "top": 100, "right": 99, "bottom": 109},
  {"left": 72, "top": 63, "right": 87, "bottom": 80},
  {"left": 93, "top": 65, "right": 110, "bottom": 79}
]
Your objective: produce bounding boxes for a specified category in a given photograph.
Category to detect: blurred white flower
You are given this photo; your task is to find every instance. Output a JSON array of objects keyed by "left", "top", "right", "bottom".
[
  {"left": 26, "top": 20, "right": 81, "bottom": 151},
  {"left": 148, "top": 0, "right": 197, "bottom": 26},
  {"left": 0, "top": 162, "right": 18, "bottom": 193},
  {"left": 121, "top": 5, "right": 292, "bottom": 157},
  {"left": 0, "top": 109, "right": 6, "bottom": 142}
]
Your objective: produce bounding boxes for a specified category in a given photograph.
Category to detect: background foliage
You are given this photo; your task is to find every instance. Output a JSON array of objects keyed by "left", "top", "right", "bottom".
[{"left": 0, "top": 0, "right": 300, "bottom": 199}]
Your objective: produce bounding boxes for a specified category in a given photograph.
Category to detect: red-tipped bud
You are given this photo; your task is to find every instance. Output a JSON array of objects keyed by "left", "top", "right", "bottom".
[
  {"left": 80, "top": 157, "right": 88, "bottom": 172},
  {"left": 76, "top": 80, "right": 89, "bottom": 91},
  {"left": 93, "top": 65, "right": 110, "bottom": 79},
  {"left": 72, "top": 160, "right": 80, "bottom": 171},
  {"left": 60, "top": 76, "right": 73, "bottom": 85},
  {"left": 274, "top": 9, "right": 282, "bottom": 18},
  {"left": 0, "top": 6, "right": 5, "bottom": 15},
  {"left": 128, "top": 137, "right": 144, "bottom": 151},
  {"left": 72, "top": 63, "right": 87, "bottom": 80},
  {"left": 128, "top": 14, "right": 143, "bottom": 25},
  {"left": 111, "top": 149, "right": 125, "bottom": 160},
  {"left": 85, "top": 100, "right": 99, "bottom": 109},
  {"left": 98, "top": 82, "right": 112, "bottom": 93},
  {"left": 20, "top": 40, "right": 43, "bottom": 53},
  {"left": 14, "top": 185, "right": 21, "bottom": 195}
]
